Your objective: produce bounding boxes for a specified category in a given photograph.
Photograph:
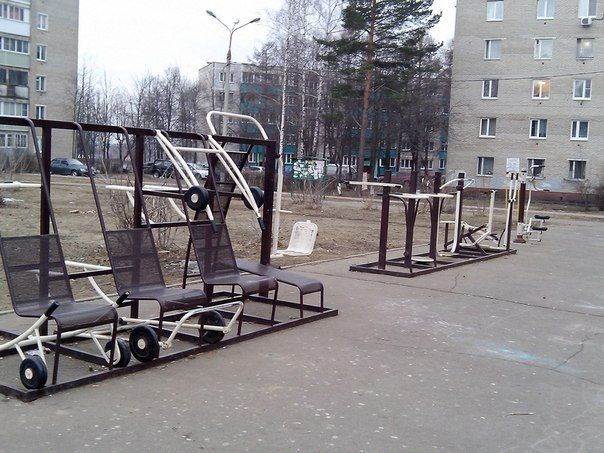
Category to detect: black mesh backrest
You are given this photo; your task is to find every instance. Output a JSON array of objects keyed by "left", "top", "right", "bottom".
[
  {"left": 189, "top": 223, "right": 238, "bottom": 279},
  {"left": 104, "top": 229, "right": 165, "bottom": 293},
  {"left": 0, "top": 234, "right": 73, "bottom": 316}
]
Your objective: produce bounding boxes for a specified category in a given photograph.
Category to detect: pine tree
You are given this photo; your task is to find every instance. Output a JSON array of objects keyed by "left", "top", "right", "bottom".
[{"left": 318, "top": 0, "right": 441, "bottom": 180}]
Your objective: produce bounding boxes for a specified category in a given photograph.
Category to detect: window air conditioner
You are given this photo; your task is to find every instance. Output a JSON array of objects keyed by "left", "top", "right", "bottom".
[{"left": 581, "top": 17, "right": 592, "bottom": 26}]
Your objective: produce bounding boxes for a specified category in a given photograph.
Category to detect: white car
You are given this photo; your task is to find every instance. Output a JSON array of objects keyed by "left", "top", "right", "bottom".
[{"left": 188, "top": 162, "right": 209, "bottom": 179}]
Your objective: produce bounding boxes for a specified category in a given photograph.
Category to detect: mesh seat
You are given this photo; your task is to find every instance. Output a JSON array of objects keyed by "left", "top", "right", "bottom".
[
  {"left": 104, "top": 228, "right": 206, "bottom": 310},
  {"left": 0, "top": 234, "right": 117, "bottom": 330},
  {"left": 189, "top": 223, "right": 277, "bottom": 294}
]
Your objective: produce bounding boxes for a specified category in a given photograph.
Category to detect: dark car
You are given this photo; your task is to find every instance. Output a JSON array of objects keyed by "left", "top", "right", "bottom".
[
  {"left": 143, "top": 159, "right": 173, "bottom": 178},
  {"left": 50, "top": 158, "right": 94, "bottom": 176}
]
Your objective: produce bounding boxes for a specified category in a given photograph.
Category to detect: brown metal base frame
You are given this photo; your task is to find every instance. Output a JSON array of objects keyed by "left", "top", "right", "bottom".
[
  {"left": 349, "top": 248, "right": 517, "bottom": 278},
  {"left": 0, "top": 297, "right": 337, "bottom": 402}
]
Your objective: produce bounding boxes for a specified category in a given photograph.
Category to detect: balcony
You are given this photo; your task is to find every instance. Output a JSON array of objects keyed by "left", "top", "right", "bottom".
[
  {"left": 0, "top": 17, "right": 30, "bottom": 37},
  {"left": 0, "top": 84, "right": 28, "bottom": 99},
  {"left": 0, "top": 50, "right": 29, "bottom": 69}
]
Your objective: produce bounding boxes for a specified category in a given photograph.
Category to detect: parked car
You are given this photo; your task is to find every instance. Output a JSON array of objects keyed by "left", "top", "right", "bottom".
[
  {"left": 246, "top": 165, "right": 264, "bottom": 173},
  {"left": 143, "top": 159, "right": 173, "bottom": 178},
  {"left": 188, "top": 162, "right": 209, "bottom": 179},
  {"left": 326, "top": 163, "right": 357, "bottom": 179},
  {"left": 50, "top": 158, "right": 95, "bottom": 176}
]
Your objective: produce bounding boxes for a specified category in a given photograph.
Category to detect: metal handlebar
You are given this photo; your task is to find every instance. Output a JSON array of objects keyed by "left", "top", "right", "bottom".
[
  {"left": 206, "top": 111, "right": 269, "bottom": 140},
  {"left": 440, "top": 178, "right": 475, "bottom": 190}
]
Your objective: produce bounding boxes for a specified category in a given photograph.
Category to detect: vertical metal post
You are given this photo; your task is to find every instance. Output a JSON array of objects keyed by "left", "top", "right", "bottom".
[
  {"left": 514, "top": 170, "right": 527, "bottom": 243},
  {"left": 377, "top": 171, "right": 392, "bottom": 269},
  {"left": 429, "top": 172, "right": 442, "bottom": 260},
  {"left": 40, "top": 127, "right": 52, "bottom": 235},
  {"left": 452, "top": 172, "right": 465, "bottom": 254},
  {"left": 133, "top": 134, "right": 145, "bottom": 229},
  {"left": 260, "top": 141, "right": 277, "bottom": 265}
]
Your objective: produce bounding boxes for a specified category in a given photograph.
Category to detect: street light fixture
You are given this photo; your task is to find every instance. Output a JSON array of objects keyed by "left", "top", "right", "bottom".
[{"left": 206, "top": 10, "right": 261, "bottom": 135}]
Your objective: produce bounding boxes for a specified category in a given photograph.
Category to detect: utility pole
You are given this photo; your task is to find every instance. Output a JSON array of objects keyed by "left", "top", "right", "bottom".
[{"left": 206, "top": 10, "right": 260, "bottom": 135}]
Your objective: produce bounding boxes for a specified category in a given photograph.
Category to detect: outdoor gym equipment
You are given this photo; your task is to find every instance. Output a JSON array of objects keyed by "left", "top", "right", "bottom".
[
  {"left": 349, "top": 170, "right": 516, "bottom": 278},
  {"left": 0, "top": 118, "right": 122, "bottom": 390},
  {"left": 0, "top": 117, "right": 336, "bottom": 401},
  {"left": 514, "top": 165, "right": 551, "bottom": 243},
  {"left": 78, "top": 124, "right": 244, "bottom": 361}
]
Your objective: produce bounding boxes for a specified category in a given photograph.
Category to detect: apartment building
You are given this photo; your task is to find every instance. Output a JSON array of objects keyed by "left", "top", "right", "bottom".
[
  {"left": 448, "top": 0, "right": 603, "bottom": 193},
  {"left": 0, "top": 0, "right": 78, "bottom": 159}
]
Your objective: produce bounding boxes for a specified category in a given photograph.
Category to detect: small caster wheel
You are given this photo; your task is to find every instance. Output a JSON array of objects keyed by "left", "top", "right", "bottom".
[
  {"left": 184, "top": 186, "right": 210, "bottom": 211},
  {"left": 129, "top": 326, "right": 160, "bottom": 362},
  {"left": 20, "top": 355, "right": 48, "bottom": 390},
  {"left": 105, "top": 338, "right": 131, "bottom": 367},
  {"left": 199, "top": 310, "right": 226, "bottom": 344},
  {"left": 243, "top": 186, "right": 264, "bottom": 210}
]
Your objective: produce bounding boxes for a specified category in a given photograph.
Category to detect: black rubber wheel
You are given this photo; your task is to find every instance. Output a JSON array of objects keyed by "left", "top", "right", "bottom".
[
  {"left": 129, "top": 326, "right": 160, "bottom": 362},
  {"left": 105, "top": 338, "right": 131, "bottom": 368},
  {"left": 199, "top": 310, "right": 226, "bottom": 344},
  {"left": 71, "top": 170, "right": 78, "bottom": 177},
  {"left": 19, "top": 355, "right": 48, "bottom": 390},
  {"left": 243, "top": 186, "right": 264, "bottom": 210},
  {"left": 184, "top": 186, "right": 210, "bottom": 211},
  {"left": 152, "top": 170, "right": 161, "bottom": 179}
]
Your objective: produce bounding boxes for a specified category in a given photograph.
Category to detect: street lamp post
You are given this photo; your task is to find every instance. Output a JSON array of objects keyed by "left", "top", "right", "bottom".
[{"left": 206, "top": 10, "right": 260, "bottom": 135}]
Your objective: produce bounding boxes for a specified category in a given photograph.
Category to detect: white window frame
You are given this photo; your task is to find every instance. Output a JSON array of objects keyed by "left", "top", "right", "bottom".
[
  {"left": 482, "top": 79, "right": 499, "bottom": 99},
  {"left": 284, "top": 153, "right": 293, "bottom": 164},
  {"left": 479, "top": 118, "right": 497, "bottom": 138},
  {"left": 400, "top": 158, "right": 413, "bottom": 169},
  {"left": 248, "top": 153, "right": 258, "bottom": 164},
  {"left": 37, "top": 13, "right": 48, "bottom": 30},
  {"left": 537, "top": 0, "right": 555, "bottom": 19},
  {"left": 576, "top": 38, "right": 594, "bottom": 59},
  {"left": 573, "top": 79, "right": 592, "bottom": 100},
  {"left": 568, "top": 159, "right": 587, "bottom": 180},
  {"left": 343, "top": 155, "right": 358, "bottom": 167},
  {"left": 0, "top": 4, "right": 27, "bottom": 22},
  {"left": 35, "top": 75, "right": 47, "bottom": 92},
  {"left": 484, "top": 39, "right": 502, "bottom": 60},
  {"left": 527, "top": 158, "right": 546, "bottom": 178},
  {"left": 36, "top": 44, "right": 47, "bottom": 61},
  {"left": 534, "top": 38, "right": 554, "bottom": 59},
  {"left": 570, "top": 120, "right": 589, "bottom": 140},
  {"left": 578, "top": 0, "right": 597, "bottom": 18},
  {"left": 530, "top": 119, "right": 548, "bottom": 139},
  {"left": 532, "top": 80, "right": 550, "bottom": 99},
  {"left": 35, "top": 105, "right": 46, "bottom": 120},
  {"left": 486, "top": 0, "right": 504, "bottom": 21},
  {"left": 477, "top": 157, "right": 495, "bottom": 176},
  {"left": 439, "top": 158, "right": 446, "bottom": 170}
]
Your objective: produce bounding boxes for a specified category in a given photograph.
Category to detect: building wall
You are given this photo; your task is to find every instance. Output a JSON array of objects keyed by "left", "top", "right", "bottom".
[
  {"left": 448, "top": 0, "right": 603, "bottom": 192},
  {"left": 0, "top": 0, "right": 78, "bottom": 161}
]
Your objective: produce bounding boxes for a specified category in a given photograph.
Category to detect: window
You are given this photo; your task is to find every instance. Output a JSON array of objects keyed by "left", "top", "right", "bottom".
[
  {"left": 482, "top": 79, "right": 499, "bottom": 98},
  {"left": 35, "top": 75, "right": 46, "bottom": 92},
  {"left": 35, "top": 105, "right": 46, "bottom": 120},
  {"left": 0, "top": 101, "right": 28, "bottom": 116},
  {"left": 537, "top": 0, "right": 555, "bottom": 18},
  {"left": 343, "top": 155, "right": 358, "bottom": 167},
  {"left": 576, "top": 38, "right": 594, "bottom": 59},
  {"left": 400, "top": 158, "right": 413, "bottom": 169},
  {"left": 284, "top": 153, "right": 293, "bottom": 164},
  {"left": 571, "top": 120, "right": 589, "bottom": 140},
  {"left": 0, "top": 4, "right": 27, "bottom": 22},
  {"left": 0, "top": 37, "right": 29, "bottom": 54},
  {"left": 534, "top": 38, "right": 553, "bottom": 59},
  {"left": 420, "top": 159, "right": 434, "bottom": 170},
  {"left": 484, "top": 39, "right": 502, "bottom": 59},
  {"left": 527, "top": 158, "right": 545, "bottom": 178},
  {"left": 578, "top": 0, "right": 597, "bottom": 17},
  {"left": 248, "top": 153, "right": 258, "bottom": 163},
  {"left": 0, "top": 132, "right": 27, "bottom": 148},
  {"left": 532, "top": 80, "right": 550, "bottom": 99},
  {"left": 530, "top": 119, "right": 548, "bottom": 138},
  {"left": 573, "top": 79, "right": 592, "bottom": 99},
  {"left": 0, "top": 68, "right": 28, "bottom": 86},
  {"left": 37, "top": 13, "right": 48, "bottom": 30},
  {"left": 477, "top": 157, "right": 494, "bottom": 176},
  {"left": 487, "top": 0, "right": 504, "bottom": 20},
  {"left": 480, "top": 118, "right": 497, "bottom": 137},
  {"left": 36, "top": 44, "right": 47, "bottom": 61},
  {"left": 439, "top": 158, "right": 446, "bottom": 170},
  {"left": 568, "top": 160, "right": 586, "bottom": 179}
]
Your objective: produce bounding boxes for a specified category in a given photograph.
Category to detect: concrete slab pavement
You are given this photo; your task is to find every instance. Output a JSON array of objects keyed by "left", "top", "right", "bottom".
[{"left": 0, "top": 217, "right": 602, "bottom": 452}]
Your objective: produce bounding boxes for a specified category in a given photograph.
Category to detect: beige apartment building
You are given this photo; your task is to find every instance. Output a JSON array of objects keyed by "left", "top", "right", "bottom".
[
  {"left": 0, "top": 0, "right": 78, "bottom": 159},
  {"left": 448, "top": 0, "right": 603, "bottom": 194}
]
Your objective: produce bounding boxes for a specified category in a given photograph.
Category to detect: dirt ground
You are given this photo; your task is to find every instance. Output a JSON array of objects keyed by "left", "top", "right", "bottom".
[{"left": 0, "top": 174, "right": 579, "bottom": 311}]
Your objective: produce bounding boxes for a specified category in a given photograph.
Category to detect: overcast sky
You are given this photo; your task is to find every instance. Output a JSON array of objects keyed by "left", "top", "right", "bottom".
[{"left": 79, "top": 0, "right": 456, "bottom": 86}]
